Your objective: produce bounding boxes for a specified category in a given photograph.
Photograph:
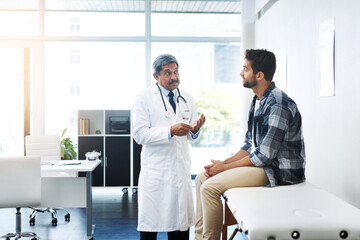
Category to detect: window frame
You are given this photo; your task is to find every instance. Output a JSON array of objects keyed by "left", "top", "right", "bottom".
[{"left": 0, "top": 0, "right": 241, "bottom": 137}]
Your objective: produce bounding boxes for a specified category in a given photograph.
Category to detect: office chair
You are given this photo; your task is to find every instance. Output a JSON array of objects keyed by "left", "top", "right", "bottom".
[
  {"left": 0, "top": 156, "right": 41, "bottom": 240},
  {"left": 25, "top": 135, "right": 71, "bottom": 226}
]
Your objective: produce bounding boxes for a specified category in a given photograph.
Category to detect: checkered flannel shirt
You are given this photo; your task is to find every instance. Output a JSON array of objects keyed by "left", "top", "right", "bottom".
[{"left": 242, "top": 82, "right": 306, "bottom": 187}]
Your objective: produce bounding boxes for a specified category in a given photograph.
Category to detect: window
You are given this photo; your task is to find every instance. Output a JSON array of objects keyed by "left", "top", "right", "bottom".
[
  {"left": 42, "top": 0, "right": 241, "bottom": 172},
  {"left": 152, "top": 13, "right": 241, "bottom": 37},
  {"left": 152, "top": 42, "right": 242, "bottom": 173},
  {"left": 0, "top": 11, "right": 38, "bottom": 36},
  {"left": 45, "top": 12, "right": 145, "bottom": 37},
  {"left": 0, "top": 48, "right": 28, "bottom": 156},
  {"left": 70, "top": 18, "right": 80, "bottom": 34},
  {"left": 214, "top": 44, "right": 241, "bottom": 83},
  {"left": 0, "top": 0, "right": 242, "bottom": 172},
  {"left": 45, "top": 42, "right": 145, "bottom": 137}
]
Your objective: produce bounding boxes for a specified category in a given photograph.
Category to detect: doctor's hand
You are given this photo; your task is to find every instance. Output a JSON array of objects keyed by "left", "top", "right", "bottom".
[
  {"left": 170, "top": 123, "right": 192, "bottom": 136},
  {"left": 204, "top": 159, "right": 227, "bottom": 178},
  {"left": 191, "top": 113, "right": 206, "bottom": 134}
]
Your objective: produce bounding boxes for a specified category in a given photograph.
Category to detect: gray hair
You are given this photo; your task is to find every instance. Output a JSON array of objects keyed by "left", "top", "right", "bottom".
[{"left": 153, "top": 54, "right": 179, "bottom": 75}]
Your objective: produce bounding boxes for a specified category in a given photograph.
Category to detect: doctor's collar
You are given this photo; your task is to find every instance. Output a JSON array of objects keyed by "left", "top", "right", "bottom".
[{"left": 156, "top": 83, "right": 178, "bottom": 96}]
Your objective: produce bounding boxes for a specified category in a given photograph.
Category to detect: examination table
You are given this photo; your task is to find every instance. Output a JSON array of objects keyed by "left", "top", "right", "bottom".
[{"left": 222, "top": 182, "right": 360, "bottom": 240}]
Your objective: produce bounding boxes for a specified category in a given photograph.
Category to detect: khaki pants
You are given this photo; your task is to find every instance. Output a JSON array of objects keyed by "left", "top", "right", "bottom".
[{"left": 194, "top": 167, "right": 269, "bottom": 240}]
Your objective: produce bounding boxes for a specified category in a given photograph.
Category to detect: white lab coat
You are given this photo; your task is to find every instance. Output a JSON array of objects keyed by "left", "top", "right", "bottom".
[{"left": 133, "top": 84, "right": 200, "bottom": 232}]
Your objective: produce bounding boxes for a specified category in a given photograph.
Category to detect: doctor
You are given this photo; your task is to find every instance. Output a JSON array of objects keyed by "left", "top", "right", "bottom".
[{"left": 133, "top": 54, "right": 205, "bottom": 240}]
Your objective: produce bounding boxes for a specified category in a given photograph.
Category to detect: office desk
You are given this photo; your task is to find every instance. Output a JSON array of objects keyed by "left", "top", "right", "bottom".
[{"left": 41, "top": 160, "right": 101, "bottom": 240}]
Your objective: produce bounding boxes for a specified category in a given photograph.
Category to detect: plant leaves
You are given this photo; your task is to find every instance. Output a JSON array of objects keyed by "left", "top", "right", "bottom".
[{"left": 60, "top": 128, "right": 77, "bottom": 160}]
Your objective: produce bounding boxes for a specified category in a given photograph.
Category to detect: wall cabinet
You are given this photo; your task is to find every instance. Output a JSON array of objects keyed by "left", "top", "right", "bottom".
[{"left": 77, "top": 110, "right": 141, "bottom": 190}]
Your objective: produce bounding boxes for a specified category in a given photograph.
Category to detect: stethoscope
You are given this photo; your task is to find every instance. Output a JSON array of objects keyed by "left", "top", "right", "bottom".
[{"left": 156, "top": 83, "right": 189, "bottom": 119}]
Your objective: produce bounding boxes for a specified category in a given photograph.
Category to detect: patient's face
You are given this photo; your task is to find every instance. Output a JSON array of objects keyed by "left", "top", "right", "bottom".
[{"left": 241, "top": 59, "right": 257, "bottom": 89}]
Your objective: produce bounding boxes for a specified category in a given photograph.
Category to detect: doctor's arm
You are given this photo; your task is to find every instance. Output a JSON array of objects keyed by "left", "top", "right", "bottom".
[
  {"left": 170, "top": 123, "right": 193, "bottom": 136},
  {"left": 170, "top": 104, "right": 205, "bottom": 138},
  {"left": 133, "top": 95, "right": 171, "bottom": 145}
]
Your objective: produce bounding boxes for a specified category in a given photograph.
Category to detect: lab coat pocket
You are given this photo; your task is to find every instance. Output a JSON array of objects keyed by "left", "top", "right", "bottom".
[{"left": 143, "top": 156, "right": 171, "bottom": 192}]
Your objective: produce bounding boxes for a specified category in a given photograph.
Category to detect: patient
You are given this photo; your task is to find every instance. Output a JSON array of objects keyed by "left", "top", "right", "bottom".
[{"left": 194, "top": 49, "right": 306, "bottom": 240}]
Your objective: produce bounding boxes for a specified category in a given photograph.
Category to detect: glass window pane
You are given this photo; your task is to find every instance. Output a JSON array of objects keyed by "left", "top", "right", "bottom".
[
  {"left": 45, "top": 42, "right": 145, "bottom": 141},
  {"left": 0, "top": 11, "right": 39, "bottom": 37},
  {"left": 152, "top": 13, "right": 241, "bottom": 37},
  {"left": 45, "top": 12, "right": 145, "bottom": 36},
  {"left": 45, "top": 0, "right": 144, "bottom": 12},
  {"left": 151, "top": 42, "right": 242, "bottom": 174},
  {"left": 0, "top": 0, "right": 38, "bottom": 10},
  {"left": 0, "top": 48, "right": 25, "bottom": 156}
]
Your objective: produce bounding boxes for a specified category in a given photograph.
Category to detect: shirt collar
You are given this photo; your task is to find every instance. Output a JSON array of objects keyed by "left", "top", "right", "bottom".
[
  {"left": 262, "top": 82, "right": 276, "bottom": 99},
  {"left": 156, "top": 83, "right": 177, "bottom": 97},
  {"left": 252, "top": 82, "right": 276, "bottom": 106}
]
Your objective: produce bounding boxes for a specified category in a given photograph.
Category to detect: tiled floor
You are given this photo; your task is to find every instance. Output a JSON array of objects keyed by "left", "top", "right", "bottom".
[{"left": 0, "top": 186, "right": 246, "bottom": 240}]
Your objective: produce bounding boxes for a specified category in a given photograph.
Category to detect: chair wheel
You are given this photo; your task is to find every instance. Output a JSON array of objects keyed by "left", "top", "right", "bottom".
[
  {"left": 30, "top": 217, "right": 35, "bottom": 225},
  {"left": 31, "top": 238, "right": 37, "bottom": 240},
  {"left": 65, "top": 213, "right": 70, "bottom": 221},
  {"left": 52, "top": 218, "right": 58, "bottom": 226}
]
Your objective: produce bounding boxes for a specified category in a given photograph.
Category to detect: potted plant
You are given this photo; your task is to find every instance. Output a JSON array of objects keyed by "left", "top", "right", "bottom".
[{"left": 60, "top": 128, "right": 77, "bottom": 160}]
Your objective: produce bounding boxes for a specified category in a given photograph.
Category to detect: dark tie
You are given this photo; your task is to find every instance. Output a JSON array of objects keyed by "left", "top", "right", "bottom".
[{"left": 168, "top": 91, "right": 176, "bottom": 113}]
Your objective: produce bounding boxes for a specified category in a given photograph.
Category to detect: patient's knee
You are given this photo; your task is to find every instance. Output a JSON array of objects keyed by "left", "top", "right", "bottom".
[
  {"left": 195, "top": 172, "right": 206, "bottom": 187},
  {"left": 200, "top": 180, "right": 219, "bottom": 198}
]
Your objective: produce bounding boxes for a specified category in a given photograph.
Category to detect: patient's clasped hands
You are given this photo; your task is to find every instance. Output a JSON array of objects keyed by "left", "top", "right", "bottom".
[{"left": 204, "top": 159, "right": 227, "bottom": 178}]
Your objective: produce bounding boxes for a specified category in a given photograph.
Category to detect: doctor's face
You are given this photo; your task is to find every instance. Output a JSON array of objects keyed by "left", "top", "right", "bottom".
[{"left": 153, "top": 62, "right": 180, "bottom": 91}]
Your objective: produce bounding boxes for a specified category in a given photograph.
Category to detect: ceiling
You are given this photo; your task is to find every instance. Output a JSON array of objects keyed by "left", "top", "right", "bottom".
[{"left": 0, "top": 0, "right": 241, "bottom": 14}]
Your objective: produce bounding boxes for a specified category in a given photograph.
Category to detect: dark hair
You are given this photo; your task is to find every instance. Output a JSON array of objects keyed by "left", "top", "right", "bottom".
[
  {"left": 245, "top": 49, "right": 276, "bottom": 81},
  {"left": 153, "top": 54, "right": 179, "bottom": 75}
]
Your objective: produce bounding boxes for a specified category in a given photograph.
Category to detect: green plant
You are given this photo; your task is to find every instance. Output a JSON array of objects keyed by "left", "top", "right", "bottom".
[
  {"left": 192, "top": 90, "right": 241, "bottom": 147},
  {"left": 60, "top": 128, "right": 77, "bottom": 160}
]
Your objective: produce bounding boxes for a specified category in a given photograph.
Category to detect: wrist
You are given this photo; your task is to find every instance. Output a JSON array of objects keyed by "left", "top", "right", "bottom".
[
  {"left": 170, "top": 126, "right": 174, "bottom": 136},
  {"left": 223, "top": 162, "right": 230, "bottom": 171}
]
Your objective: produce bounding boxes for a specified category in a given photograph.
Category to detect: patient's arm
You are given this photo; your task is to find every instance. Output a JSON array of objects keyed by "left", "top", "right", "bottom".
[
  {"left": 204, "top": 150, "right": 255, "bottom": 177},
  {"left": 223, "top": 149, "right": 250, "bottom": 164}
]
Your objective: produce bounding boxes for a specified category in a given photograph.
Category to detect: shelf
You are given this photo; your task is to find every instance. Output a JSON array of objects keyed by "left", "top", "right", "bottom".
[
  {"left": 79, "top": 134, "right": 104, "bottom": 137},
  {"left": 78, "top": 134, "right": 131, "bottom": 137},
  {"left": 105, "top": 134, "right": 131, "bottom": 137},
  {"left": 77, "top": 109, "right": 140, "bottom": 188},
  {"left": 105, "top": 110, "right": 130, "bottom": 135},
  {"left": 78, "top": 110, "right": 104, "bottom": 135}
]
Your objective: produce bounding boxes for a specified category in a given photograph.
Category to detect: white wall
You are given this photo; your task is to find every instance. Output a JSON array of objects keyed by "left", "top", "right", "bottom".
[{"left": 253, "top": 0, "right": 360, "bottom": 207}]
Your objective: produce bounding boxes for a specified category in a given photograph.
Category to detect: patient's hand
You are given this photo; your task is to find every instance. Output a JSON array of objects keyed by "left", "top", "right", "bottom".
[{"left": 204, "top": 160, "right": 226, "bottom": 178}]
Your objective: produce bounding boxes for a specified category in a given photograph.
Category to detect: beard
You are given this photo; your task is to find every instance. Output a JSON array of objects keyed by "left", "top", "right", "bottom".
[{"left": 243, "top": 76, "right": 257, "bottom": 88}]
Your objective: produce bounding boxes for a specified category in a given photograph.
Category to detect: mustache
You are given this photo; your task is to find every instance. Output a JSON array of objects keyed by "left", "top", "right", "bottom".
[{"left": 168, "top": 79, "right": 179, "bottom": 85}]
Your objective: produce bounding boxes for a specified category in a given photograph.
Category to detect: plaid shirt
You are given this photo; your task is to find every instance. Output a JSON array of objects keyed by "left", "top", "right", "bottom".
[{"left": 242, "top": 83, "right": 306, "bottom": 187}]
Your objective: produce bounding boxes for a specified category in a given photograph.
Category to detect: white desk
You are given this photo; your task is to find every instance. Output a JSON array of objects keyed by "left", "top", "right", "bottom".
[{"left": 41, "top": 160, "right": 101, "bottom": 240}]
